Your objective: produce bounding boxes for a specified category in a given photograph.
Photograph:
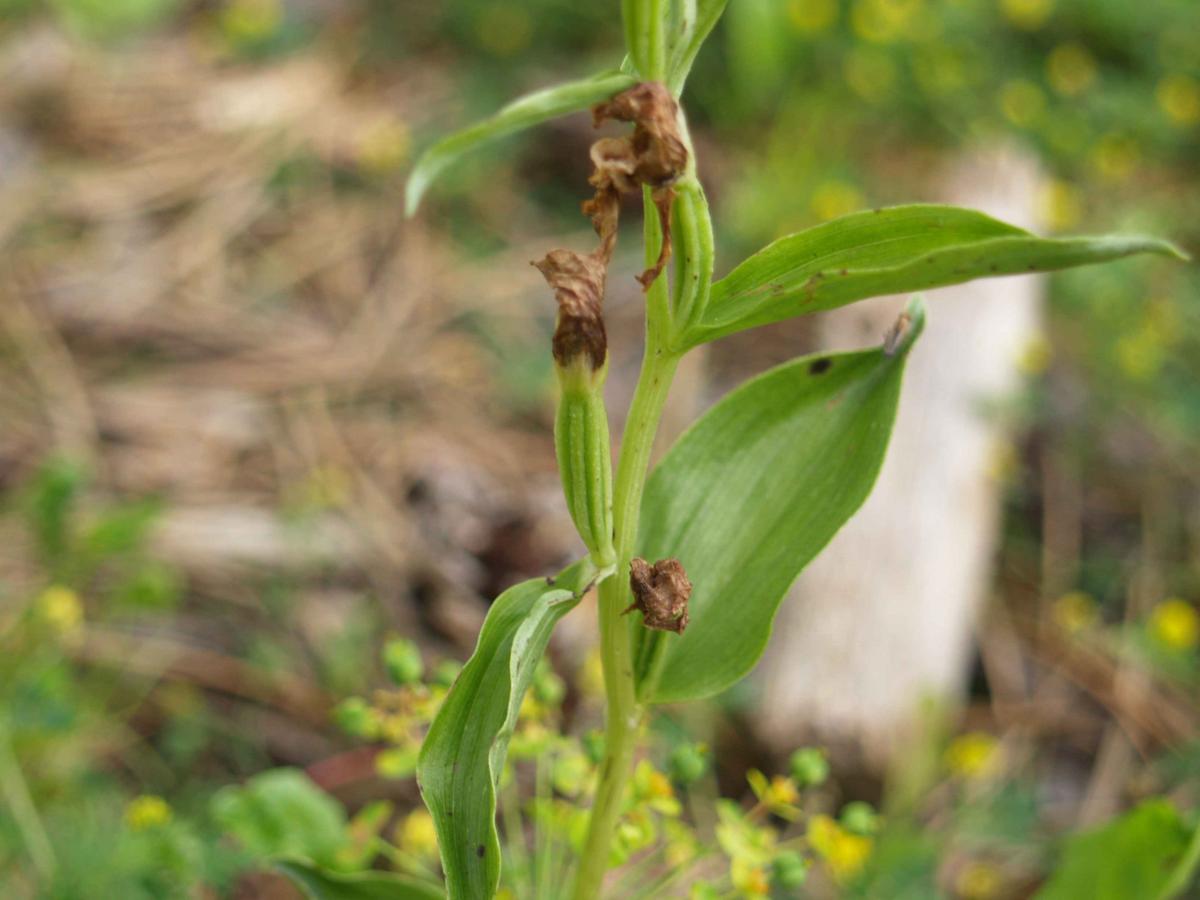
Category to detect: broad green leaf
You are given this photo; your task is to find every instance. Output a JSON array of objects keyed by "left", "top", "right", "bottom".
[
  {"left": 275, "top": 860, "right": 444, "bottom": 900},
  {"left": 1035, "top": 800, "right": 1197, "bottom": 900},
  {"left": 634, "top": 300, "right": 925, "bottom": 703},
  {"left": 687, "top": 205, "right": 1185, "bottom": 347},
  {"left": 211, "top": 768, "right": 347, "bottom": 869},
  {"left": 417, "top": 560, "right": 608, "bottom": 900},
  {"left": 405, "top": 71, "right": 635, "bottom": 216}
]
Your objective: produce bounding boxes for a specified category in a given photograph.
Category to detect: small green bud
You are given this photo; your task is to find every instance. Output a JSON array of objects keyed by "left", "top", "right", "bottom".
[
  {"left": 839, "top": 801, "right": 881, "bottom": 836},
  {"left": 382, "top": 638, "right": 424, "bottom": 685},
  {"left": 772, "top": 850, "right": 809, "bottom": 889},
  {"left": 334, "top": 697, "right": 378, "bottom": 738},
  {"left": 789, "top": 747, "right": 829, "bottom": 787},
  {"left": 668, "top": 743, "right": 708, "bottom": 785}
]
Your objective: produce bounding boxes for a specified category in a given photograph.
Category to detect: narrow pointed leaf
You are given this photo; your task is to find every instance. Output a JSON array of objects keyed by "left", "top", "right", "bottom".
[
  {"left": 417, "top": 560, "right": 606, "bottom": 900},
  {"left": 686, "top": 205, "right": 1185, "bottom": 347},
  {"left": 275, "top": 860, "right": 445, "bottom": 900},
  {"left": 667, "top": 0, "right": 728, "bottom": 94},
  {"left": 405, "top": 71, "right": 636, "bottom": 216},
  {"left": 634, "top": 301, "right": 925, "bottom": 703}
]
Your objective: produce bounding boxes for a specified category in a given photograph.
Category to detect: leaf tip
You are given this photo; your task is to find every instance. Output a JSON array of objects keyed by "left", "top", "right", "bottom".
[{"left": 883, "top": 297, "right": 926, "bottom": 357}]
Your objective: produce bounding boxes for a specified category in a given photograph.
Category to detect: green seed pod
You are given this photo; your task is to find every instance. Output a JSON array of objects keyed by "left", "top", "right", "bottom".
[
  {"left": 669, "top": 178, "right": 714, "bottom": 339},
  {"left": 555, "top": 357, "right": 615, "bottom": 561}
]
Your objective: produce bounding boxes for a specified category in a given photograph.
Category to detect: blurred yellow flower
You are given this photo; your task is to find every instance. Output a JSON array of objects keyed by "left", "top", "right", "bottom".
[
  {"left": 851, "top": 0, "right": 924, "bottom": 44},
  {"left": 788, "top": 0, "right": 838, "bottom": 34},
  {"left": 1036, "top": 179, "right": 1082, "bottom": 233},
  {"left": 125, "top": 795, "right": 172, "bottom": 830},
  {"left": 999, "top": 79, "right": 1046, "bottom": 128},
  {"left": 985, "top": 440, "right": 1019, "bottom": 485},
  {"left": 633, "top": 759, "right": 681, "bottom": 816},
  {"left": 945, "top": 732, "right": 999, "bottom": 780},
  {"left": 1157, "top": 75, "right": 1200, "bottom": 127},
  {"left": 219, "top": 0, "right": 281, "bottom": 44},
  {"left": 1090, "top": 134, "right": 1140, "bottom": 182},
  {"left": 731, "top": 857, "right": 771, "bottom": 896},
  {"left": 37, "top": 585, "right": 83, "bottom": 634},
  {"left": 475, "top": 4, "right": 533, "bottom": 57},
  {"left": 1115, "top": 322, "right": 1164, "bottom": 382},
  {"left": 1017, "top": 334, "right": 1053, "bottom": 376},
  {"left": 1149, "top": 599, "right": 1199, "bottom": 652},
  {"left": 358, "top": 119, "right": 411, "bottom": 176},
  {"left": 999, "top": 0, "right": 1053, "bottom": 31},
  {"left": 811, "top": 180, "right": 866, "bottom": 222},
  {"left": 1046, "top": 43, "right": 1097, "bottom": 97},
  {"left": 747, "top": 770, "right": 801, "bottom": 819},
  {"left": 1052, "top": 591, "right": 1098, "bottom": 635},
  {"left": 397, "top": 809, "right": 439, "bottom": 860},
  {"left": 914, "top": 48, "right": 968, "bottom": 97},
  {"left": 807, "top": 814, "right": 872, "bottom": 883},
  {"left": 844, "top": 48, "right": 898, "bottom": 103},
  {"left": 956, "top": 861, "right": 1003, "bottom": 899}
]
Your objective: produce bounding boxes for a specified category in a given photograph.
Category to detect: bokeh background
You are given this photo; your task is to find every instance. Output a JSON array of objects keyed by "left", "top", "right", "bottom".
[{"left": 0, "top": 0, "right": 1197, "bottom": 897}]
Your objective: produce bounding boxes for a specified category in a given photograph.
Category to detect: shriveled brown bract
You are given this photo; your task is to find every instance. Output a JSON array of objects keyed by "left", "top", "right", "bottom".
[
  {"left": 624, "top": 556, "right": 692, "bottom": 634},
  {"left": 534, "top": 82, "right": 687, "bottom": 371}
]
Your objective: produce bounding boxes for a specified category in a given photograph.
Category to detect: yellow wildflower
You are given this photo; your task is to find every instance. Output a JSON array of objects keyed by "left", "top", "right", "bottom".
[
  {"left": 945, "top": 732, "right": 1000, "bottom": 780},
  {"left": 788, "top": 0, "right": 838, "bottom": 34},
  {"left": 1000, "top": 0, "right": 1053, "bottom": 31},
  {"left": 1017, "top": 334, "right": 1053, "bottom": 376},
  {"left": 956, "top": 860, "right": 1003, "bottom": 899},
  {"left": 1157, "top": 75, "right": 1200, "bottom": 127},
  {"left": 807, "top": 814, "right": 873, "bottom": 883},
  {"left": 125, "top": 795, "right": 172, "bottom": 830},
  {"left": 1090, "top": 134, "right": 1139, "bottom": 182},
  {"left": 731, "top": 857, "right": 771, "bottom": 896},
  {"left": 1037, "top": 179, "right": 1082, "bottom": 233},
  {"left": 218, "top": 0, "right": 281, "bottom": 44},
  {"left": 633, "top": 759, "right": 681, "bottom": 816},
  {"left": 1046, "top": 43, "right": 1096, "bottom": 97},
  {"left": 747, "top": 770, "right": 801, "bottom": 820},
  {"left": 811, "top": 180, "right": 866, "bottom": 222},
  {"left": 1052, "top": 591, "right": 1098, "bottom": 635},
  {"left": 1149, "top": 599, "right": 1199, "bottom": 652},
  {"left": 999, "top": 79, "right": 1046, "bottom": 128},
  {"left": 1115, "top": 322, "right": 1165, "bottom": 382},
  {"left": 844, "top": 48, "right": 897, "bottom": 103},
  {"left": 475, "top": 4, "right": 533, "bottom": 57},
  {"left": 358, "top": 119, "right": 411, "bottom": 176},
  {"left": 396, "top": 809, "right": 439, "bottom": 860},
  {"left": 37, "top": 585, "right": 83, "bottom": 634}
]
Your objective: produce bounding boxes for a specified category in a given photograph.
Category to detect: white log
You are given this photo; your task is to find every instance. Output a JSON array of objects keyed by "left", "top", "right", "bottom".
[{"left": 756, "top": 147, "right": 1045, "bottom": 762}]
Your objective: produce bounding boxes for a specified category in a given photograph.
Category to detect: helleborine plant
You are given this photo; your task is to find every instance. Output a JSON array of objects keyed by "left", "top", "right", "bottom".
[{"left": 405, "top": 3, "right": 1184, "bottom": 899}]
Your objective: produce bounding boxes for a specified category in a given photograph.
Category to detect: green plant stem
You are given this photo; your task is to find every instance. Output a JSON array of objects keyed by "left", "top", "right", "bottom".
[
  {"left": 0, "top": 733, "right": 55, "bottom": 881},
  {"left": 571, "top": 344, "right": 680, "bottom": 900}
]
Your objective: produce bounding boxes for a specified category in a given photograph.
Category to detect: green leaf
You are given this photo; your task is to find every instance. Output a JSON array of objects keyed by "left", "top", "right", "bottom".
[
  {"left": 275, "top": 860, "right": 444, "bottom": 900},
  {"left": 417, "top": 560, "right": 608, "bottom": 899},
  {"left": 1035, "top": 800, "right": 1196, "bottom": 900},
  {"left": 405, "top": 71, "right": 636, "bottom": 216},
  {"left": 687, "top": 205, "right": 1186, "bottom": 347},
  {"left": 211, "top": 768, "right": 347, "bottom": 869},
  {"left": 634, "top": 300, "right": 925, "bottom": 703},
  {"left": 668, "top": 0, "right": 728, "bottom": 94}
]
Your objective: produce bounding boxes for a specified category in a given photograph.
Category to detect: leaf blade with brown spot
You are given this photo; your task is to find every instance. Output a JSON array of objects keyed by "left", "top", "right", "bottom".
[{"left": 634, "top": 301, "right": 926, "bottom": 703}]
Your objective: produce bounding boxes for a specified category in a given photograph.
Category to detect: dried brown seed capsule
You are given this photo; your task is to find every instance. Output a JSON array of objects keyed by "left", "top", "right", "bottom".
[
  {"left": 623, "top": 557, "right": 692, "bottom": 634},
  {"left": 535, "top": 249, "right": 608, "bottom": 372}
]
